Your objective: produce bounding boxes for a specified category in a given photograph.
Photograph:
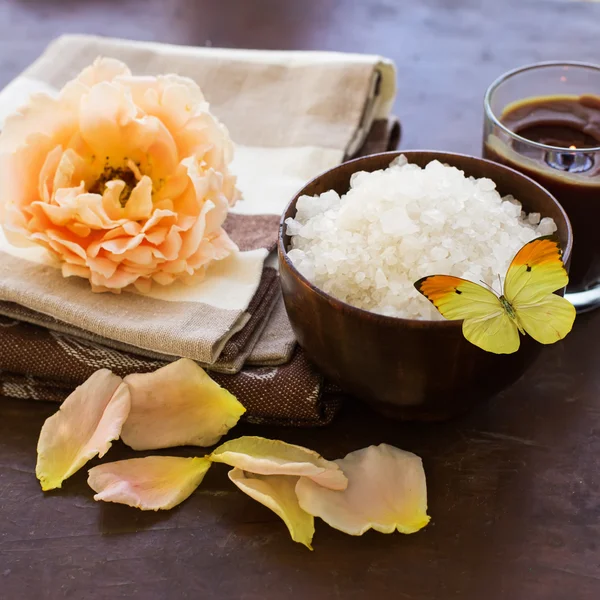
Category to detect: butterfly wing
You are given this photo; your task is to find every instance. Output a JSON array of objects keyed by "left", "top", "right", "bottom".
[
  {"left": 511, "top": 293, "right": 576, "bottom": 345},
  {"left": 415, "top": 275, "right": 520, "bottom": 354},
  {"left": 504, "top": 235, "right": 568, "bottom": 304},
  {"left": 462, "top": 309, "right": 521, "bottom": 355},
  {"left": 504, "top": 236, "right": 575, "bottom": 345}
]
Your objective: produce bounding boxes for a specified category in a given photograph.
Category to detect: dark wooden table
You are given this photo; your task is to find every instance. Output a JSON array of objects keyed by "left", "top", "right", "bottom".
[{"left": 2, "top": 1, "right": 600, "bottom": 599}]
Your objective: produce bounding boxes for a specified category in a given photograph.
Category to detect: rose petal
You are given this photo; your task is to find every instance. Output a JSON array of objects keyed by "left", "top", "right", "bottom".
[
  {"left": 36, "top": 370, "right": 130, "bottom": 491},
  {"left": 101, "top": 180, "right": 127, "bottom": 221},
  {"left": 144, "top": 119, "right": 180, "bottom": 181},
  {"left": 87, "top": 255, "right": 119, "bottom": 279},
  {"left": 75, "top": 198, "right": 109, "bottom": 229},
  {"left": 88, "top": 456, "right": 211, "bottom": 510},
  {"left": 152, "top": 270, "right": 177, "bottom": 286},
  {"left": 124, "top": 114, "right": 162, "bottom": 159},
  {"left": 120, "top": 358, "right": 245, "bottom": 450},
  {"left": 122, "top": 74, "right": 206, "bottom": 132},
  {"left": 79, "top": 81, "right": 137, "bottom": 158},
  {"left": 228, "top": 468, "right": 314, "bottom": 550},
  {"left": 62, "top": 263, "right": 90, "bottom": 279},
  {"left": 144, "top": 226, "right": 168, "bottom": 245},
  {"left": 211, "top": 436, "right": 347, "bottom": 491},
  {"left": 123, "top": 175, "right": 153, "bottom": 221},
  {"left": 133, "top": 277, "right": 152, "bottom": 293},
  {"left": 140, "top": 208, "right": 177, "bottom": 233},
  {"left": 156, "top": 229, "right": 182, "bottom": 261},
  {"left": 88, "top": 233, "right": 144, "bottom": 257},
  {"left": 31, "top": 201, "right": 75, "bottom": 227},
  {"left": 0, "top": 92, "right": 75, "bottom": 153},
  {"left": 122, "top": 221, "right": 142, "bottom": 236},
  {"left": 119, "top": 244, "right": 155, "bottom": 265},
  {"left": 38, "top": 229, "right": 88, "bottom": 261},
  {"left": 154, "top": 167, "right": 189, "bottom": 204},
  {"left": 53, "top": 181, "right": 87, "bottom": 209},
  {"left": 96, "top": 224, "right": 127, "bottom": 242},
  {"left": 52, "top": 149, "right": 81, "bottom": 193},
  {"left": 74, "top": 57, "right": 132, "bottom": 89},
  {"left": 66, "top": 221, "right": 91, "bottom": 237},
  {"left": 295, "top": 444, "right": 430, "bottom": 536},
  {"left": 89, "top": 267, "right": 140, "bottom": 291},
  {"left": 178, "top": 198, "right": 211, "bottom": 259},
  {"left": 38, "top": 145, "right": 63, "bottom": 202}
]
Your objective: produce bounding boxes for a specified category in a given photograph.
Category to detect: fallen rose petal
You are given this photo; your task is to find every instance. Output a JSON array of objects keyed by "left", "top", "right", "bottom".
[
  {"left": 211, "top": 436, "right": 347, "bottom": 491},
  {"left": 36, "top": 369, "right": 130, "bottom": 491},
  {"left": 229, "top": 468, "right": 314, "bottom": 550},
  {"left": 88, "top": 456, "right": 211, "bottom": 510},
  {"left": 120, "top": 358, "right": 245, "bottom": 451},
  {"left": 295, "top": 444, "right": 430, "bottom": 536}
]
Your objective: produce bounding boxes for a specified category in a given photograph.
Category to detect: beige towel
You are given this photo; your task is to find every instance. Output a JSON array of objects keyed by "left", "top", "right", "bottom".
[{"left": 0, "top": 35, "right": 396, "bottom": 365}]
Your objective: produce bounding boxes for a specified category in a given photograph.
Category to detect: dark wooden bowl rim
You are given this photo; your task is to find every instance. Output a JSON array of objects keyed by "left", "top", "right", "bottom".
[{"left": 278, "top": 150, "right": 573, "bottom": 331}]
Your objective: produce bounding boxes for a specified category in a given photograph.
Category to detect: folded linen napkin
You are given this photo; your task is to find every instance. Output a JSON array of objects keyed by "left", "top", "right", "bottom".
[
  {"left": 0, "top": 34, "right": 396, "bottom": 370},
  {"left": 0, "top": 214, "right": 284, "bottom": 375}
]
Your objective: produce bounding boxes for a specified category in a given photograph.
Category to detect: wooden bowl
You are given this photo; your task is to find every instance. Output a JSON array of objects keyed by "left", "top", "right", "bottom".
[{"left": 278, "top": 151, "right": 573, "bottom": 421}]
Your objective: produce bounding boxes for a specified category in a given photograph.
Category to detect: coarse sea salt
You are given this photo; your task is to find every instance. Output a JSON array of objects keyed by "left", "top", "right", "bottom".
[{"left": 285, "top": 156, "right": 557, "bottom": 320}]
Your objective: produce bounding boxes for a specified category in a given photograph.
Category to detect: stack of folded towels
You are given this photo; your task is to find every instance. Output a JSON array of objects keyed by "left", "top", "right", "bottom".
[{"left": 0, "top": 35, "right": 397, "bottom": 426}]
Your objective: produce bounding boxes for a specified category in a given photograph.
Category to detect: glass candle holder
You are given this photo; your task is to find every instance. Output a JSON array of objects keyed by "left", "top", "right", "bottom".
[{"left": 483, "top": 61, "right": 600, "bottom": 312}]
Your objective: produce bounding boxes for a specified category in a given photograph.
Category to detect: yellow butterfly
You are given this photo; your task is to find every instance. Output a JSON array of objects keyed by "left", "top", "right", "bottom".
[{"left": 414, "top": 236, "right": 576, "bottom": 354}]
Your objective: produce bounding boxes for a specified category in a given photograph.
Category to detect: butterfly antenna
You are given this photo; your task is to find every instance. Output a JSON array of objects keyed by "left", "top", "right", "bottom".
[
  {"left": 498, "top": 274, "right": 503, "bottom": 294},
  {"left": 479, "top": 279, "right": 496, "bottom": 293}
]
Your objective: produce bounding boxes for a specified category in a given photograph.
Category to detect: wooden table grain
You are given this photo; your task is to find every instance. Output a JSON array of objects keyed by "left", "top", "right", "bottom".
[{"left": 1, "top": 1, "right": 600, "bottom": 599}]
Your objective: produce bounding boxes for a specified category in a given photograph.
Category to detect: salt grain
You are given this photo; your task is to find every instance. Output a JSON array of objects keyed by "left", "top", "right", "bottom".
[{"left": 286, "top": 156, "right": 558, "bottom": 320}]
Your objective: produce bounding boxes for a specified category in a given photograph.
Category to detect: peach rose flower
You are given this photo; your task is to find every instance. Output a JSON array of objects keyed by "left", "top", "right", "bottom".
[{"left": 0, "top": 58, "right": 239, "bottom": 292}]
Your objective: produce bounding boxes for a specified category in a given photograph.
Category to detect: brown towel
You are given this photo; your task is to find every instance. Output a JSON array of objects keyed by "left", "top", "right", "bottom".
[{"left": 0, "top": 318, "right": 340, "bottom": 427}]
